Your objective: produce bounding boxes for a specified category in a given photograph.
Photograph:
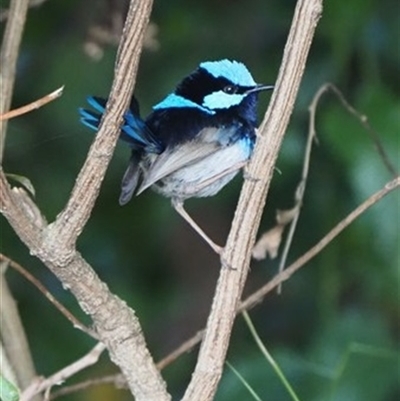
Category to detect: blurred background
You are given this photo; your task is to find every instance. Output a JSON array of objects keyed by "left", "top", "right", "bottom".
[{"left": 1, "top": 0, "right": 399, "bottom": 400}]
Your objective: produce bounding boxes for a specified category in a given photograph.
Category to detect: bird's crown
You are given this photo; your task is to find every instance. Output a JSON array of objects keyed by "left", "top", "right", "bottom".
[{"left": 199, "top": 59, "right": 257, "bottom": 87}]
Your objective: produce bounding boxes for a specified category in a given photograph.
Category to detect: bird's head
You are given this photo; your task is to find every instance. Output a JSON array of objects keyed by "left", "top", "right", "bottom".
[{"left": 153, "top": 59, "right": 273, "bottom": 124}]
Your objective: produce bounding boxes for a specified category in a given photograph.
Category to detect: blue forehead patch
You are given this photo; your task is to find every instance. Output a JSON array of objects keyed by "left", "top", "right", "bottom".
[
  {"left": 153, "top": 93, "right": 215, "bottom": 115},
  {"left": 200, "top": 59, "right": 257, "bottom": 87}
]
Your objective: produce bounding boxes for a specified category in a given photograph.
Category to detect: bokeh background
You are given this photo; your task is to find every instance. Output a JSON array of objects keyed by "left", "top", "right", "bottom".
[{"left": 1, "top": 0, "right": 399, "bottom": 400}]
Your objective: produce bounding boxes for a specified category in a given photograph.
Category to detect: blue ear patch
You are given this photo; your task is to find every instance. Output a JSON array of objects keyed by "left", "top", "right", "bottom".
[
  {"left": 203, "top": 91, "right": 245, "bottom": 110},
  {"left": 153, "top": 93, "right": 215, "bottom": 115},
  {"left": 200, "top": 59, "right": 257, "bottom": 87}
]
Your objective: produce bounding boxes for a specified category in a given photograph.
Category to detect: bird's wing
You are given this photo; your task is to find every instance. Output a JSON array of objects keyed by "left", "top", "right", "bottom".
[
  {"left": 137, "top": 127, "right": 224, "bottom": 194},
  {"left": 119, "top": 152, "right": 141, "bottom": 205}
]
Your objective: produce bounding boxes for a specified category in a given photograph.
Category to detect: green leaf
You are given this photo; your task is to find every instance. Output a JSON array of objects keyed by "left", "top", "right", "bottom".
[
  {"left": 225, "top": 361, "right": 263, "bottom": 401},
  {"left": 242, "top": 311, "right": 301, "bottom": 401},
  {"left": 0, "top": 375, "right": 20, "bottom": 401}
]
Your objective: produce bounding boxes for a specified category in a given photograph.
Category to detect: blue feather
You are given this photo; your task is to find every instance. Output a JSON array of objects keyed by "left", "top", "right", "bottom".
[
  {"left": 202, "top": 91, "right": 245, "bottom": 110},
  {"left": 79, "top": 108, "right": 101, "bottom": 131},
  {"left": 153, "top": 93, "right": 215, "bottom": 114},
  {"left": 200, "top": 59, "right": 257, "bottom": 87},
  {"left": 79, "top": 96, "right": 163, "bottom": 153},
  {"left": 87, "top": 96, "right": 107, "bottom": 113}
]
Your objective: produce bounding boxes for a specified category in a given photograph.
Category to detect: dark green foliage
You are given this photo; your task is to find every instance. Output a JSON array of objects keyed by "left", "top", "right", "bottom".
[{"left": 1, "top": 0, "right": 398, "bottom": 400}]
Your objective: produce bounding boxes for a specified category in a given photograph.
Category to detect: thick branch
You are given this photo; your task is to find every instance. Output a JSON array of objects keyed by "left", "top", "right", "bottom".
[
  {"left": 182, "top": 1, "right": 323, "bottom": 400},
  {"left": 0, "top": 0, "right": 171, "bottom": 399},
  {"left": 42, "top": 0, "right": 153, "bottom": 263},
  {"left": 0, "top": 171, "right": 169, "bottom": 401}
]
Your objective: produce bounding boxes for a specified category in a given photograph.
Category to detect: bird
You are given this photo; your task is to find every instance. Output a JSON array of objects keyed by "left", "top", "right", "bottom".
[{"left": 79, "top": 59, "right": 273, "bottom": 253}]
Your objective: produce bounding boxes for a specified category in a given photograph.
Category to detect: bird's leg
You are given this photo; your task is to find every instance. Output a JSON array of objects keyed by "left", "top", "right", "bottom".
[
  {"left": 170, "top": 161, "right": 248, "bottom": 254},
  {"left": 172, "top": 199, "right": 223, "bottom": 254},
  {"left": 171, "top": 161, "right": 247, "bottom": 255}
]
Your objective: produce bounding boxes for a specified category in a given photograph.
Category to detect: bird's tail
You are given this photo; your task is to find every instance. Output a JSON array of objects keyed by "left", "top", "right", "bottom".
[{"left": 79, "top": 96, "right": 163, "bottom": 154}]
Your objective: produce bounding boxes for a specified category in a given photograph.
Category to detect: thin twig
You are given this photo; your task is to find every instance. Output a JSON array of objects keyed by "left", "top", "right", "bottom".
[
  {"left": 276, "top": 81, "right": 397, "bottom": 293},
  {"left": 240, "top": 176, "right": 400, "bottom": 311},
  {"left": 275, "top": 84, "right": 322, "bottom": 293},
  {"left": 19, "top": 343, "right": 106, "bottom": 401},
  {"left": 0, "top": 254, "right": 97, "bottom": 339},
  {"left": 48, "top": 329, "right": 203, "bottom": 400},
  {"left": 156, "top": 331, "right": 203, "bottom": 370},
  {"left": 0, "top": 86, "right": 64, "bottom": 121},
  {"left": 325, "top": 83, "right": 398, "bottom": 177},
  {"left": 46, "top": 331, "right": 204, "bottom": 400},
  {"left": 49, "top": 374, "right": 126, "bottom": 400}
]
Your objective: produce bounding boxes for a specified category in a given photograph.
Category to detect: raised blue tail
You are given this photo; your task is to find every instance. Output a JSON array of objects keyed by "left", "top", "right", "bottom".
[{"left": 79, "top": 96, "right": 163, "bottom": 154}]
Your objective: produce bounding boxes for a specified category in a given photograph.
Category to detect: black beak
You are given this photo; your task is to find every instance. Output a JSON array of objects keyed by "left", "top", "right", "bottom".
[{"left": 247, "top": 84, "right": 274, "bottom": 94}]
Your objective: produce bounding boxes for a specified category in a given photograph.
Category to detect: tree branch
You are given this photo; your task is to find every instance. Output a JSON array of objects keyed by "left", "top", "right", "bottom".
[
  {"left": 319, "top": 83, "right": 398, "bottom": 177},
  {"left": 42, "top": 0, "right": 155, "bottom": 263},
  {"left": 0, "top": 0, "right": 30, "bottom": 162},
  {"left": 156, "top": 176, "right": 399, "bottom": 372},
  {"left": 0, "top": 261, "right": 41, "bottom": 401},
  {"left": 0, "top": 0, "right": 51, "bottom": 22},
  {"left": 1, "top": 254, "right": 96, "bottom": 338},
  {"left": 240, "top": 175, "right": 400, "bottom": 310},
  {"left": 49, "top": 374, "right": 126, "bottom": 400},
  {"left": 20, "top": 343, "right": 106, "bottom": 401},
  {"left": 0, "top": 0, "right": 171, "bottom": 399},
  {"left": 0, "top": 172, "right": 169, "bottom": 400},
  {"left": 274, "top": 79, "right": 319, "bottom": 293},
  {"left": 182, "top": 1, "right": 324, "bottom": 399},
  {"left": 0, "top": 86, "right": 64, "bottom": 121},
  {"left": 0, "top": 2, "right": 41, "bottom": 397}
]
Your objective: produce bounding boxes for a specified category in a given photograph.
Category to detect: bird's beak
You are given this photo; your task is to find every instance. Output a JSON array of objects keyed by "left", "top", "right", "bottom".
[{"left": 247, "top": 84, "right": 274, "bottom": 94}]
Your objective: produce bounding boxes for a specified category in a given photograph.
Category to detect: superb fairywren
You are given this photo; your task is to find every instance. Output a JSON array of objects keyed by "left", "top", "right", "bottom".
[{"left": 80, "top": 59, "right": 273, "bottom": 253}]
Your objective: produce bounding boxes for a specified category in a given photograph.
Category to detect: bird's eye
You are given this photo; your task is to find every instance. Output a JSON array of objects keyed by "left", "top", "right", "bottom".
[{"left": 223, "top": 85, "right": 237, "bottom": 94}]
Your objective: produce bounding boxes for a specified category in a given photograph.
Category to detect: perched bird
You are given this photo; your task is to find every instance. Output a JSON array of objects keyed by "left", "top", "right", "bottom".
[{"left": 80, "top": 59, "right": 273, "bottom": 253}]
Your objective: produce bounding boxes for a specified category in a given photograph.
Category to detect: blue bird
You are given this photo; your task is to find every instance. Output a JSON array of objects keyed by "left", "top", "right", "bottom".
[{"left": 80, "top": 59, "right": 273, "bottom": 253}]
